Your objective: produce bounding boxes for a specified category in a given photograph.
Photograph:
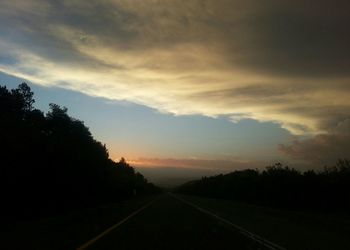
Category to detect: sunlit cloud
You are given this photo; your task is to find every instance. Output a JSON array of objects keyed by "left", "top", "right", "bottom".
[{"left": 1, "top": 0, "right": 350, "bottom": 164}]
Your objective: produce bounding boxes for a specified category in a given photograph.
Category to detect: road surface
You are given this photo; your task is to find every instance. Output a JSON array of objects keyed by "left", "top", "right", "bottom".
[{"left": 78, "top": 193, "right": 268, "bottom": 250}]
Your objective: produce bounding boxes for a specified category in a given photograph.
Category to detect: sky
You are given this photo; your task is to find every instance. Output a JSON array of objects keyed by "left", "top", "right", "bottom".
[{"left": 1, "top": 0, "right": 350, "bottom": 183}]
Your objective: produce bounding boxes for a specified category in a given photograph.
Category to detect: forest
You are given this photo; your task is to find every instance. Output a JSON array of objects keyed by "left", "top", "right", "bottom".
[
  {"left": 0, "top": 83, "right": 160, "bottom": 221},
  {"left": 177, "top": 161, "right": 350, "bottom": 212}
]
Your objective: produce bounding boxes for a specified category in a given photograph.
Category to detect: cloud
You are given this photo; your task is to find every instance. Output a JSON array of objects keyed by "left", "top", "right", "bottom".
[
  {"left": 1, "top": 0, "right": 350, "bottom": 140},
  {"left": 279, "top": 134, "right": 350, "bottom": 165},
  {"left": 279, "top": 118, "right": 350, "bottom": 164}
]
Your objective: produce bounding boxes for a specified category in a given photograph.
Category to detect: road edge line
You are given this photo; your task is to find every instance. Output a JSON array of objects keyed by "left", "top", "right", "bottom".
[
  {"left": 76, "top": 197, "right": 160, "bottom": 250},
  {"left": 170, "top": 193, "right": 287, "bottom": 250}
]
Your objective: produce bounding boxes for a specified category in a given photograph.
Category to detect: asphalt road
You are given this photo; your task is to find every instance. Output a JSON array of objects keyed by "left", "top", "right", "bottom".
[{"left": 80, "top": 193, "right": 265, "bottom": 250}]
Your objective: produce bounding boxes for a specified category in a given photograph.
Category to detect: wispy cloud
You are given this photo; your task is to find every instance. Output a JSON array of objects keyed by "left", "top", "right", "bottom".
[
  {"left": 1, "top": 0, "right": 350, "bottom": 164},
  {"left": 129, "top": 157, "right": 264, "bottom": 171}
]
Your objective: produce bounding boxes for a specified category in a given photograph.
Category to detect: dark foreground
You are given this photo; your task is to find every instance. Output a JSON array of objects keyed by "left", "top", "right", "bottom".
[
  {"left": 83, "top": 193, "right": 264, "bottom": 250},
  {"left": 2, "top": 193, "right": 274, "bottom": 250},
  {"left": 4, "top": 193, "right": 350, "bottom": 250}
]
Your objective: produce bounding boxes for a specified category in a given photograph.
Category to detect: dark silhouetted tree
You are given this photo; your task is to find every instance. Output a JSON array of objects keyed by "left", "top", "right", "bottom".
[
  {"left": 0, "top": 83, "right": 160, "bottom": 221},
  {"left": 177, "top": 161, "right": 350, "bottom": 212}
]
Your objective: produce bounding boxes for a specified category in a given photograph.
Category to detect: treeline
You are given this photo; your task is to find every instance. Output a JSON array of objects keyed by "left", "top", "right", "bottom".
[
  {"left": 177, "top": 161, "right": 350, "bottom": 212},
  {"left": 0, "top": 83, "right": 160, "bottom": 220}
]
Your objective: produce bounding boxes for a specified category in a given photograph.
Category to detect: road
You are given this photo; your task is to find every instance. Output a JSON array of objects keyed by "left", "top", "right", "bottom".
[{"left": 78, "top": 193, "right": 268, "bottom": 250}]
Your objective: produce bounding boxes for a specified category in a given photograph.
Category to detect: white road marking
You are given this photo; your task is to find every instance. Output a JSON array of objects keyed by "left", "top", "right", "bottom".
[
  {"left": 171, "top": 193, "right": 287, "bottom": 250},
  {"left": 76, "top": 197, "right": 159, "bottom": 250}
]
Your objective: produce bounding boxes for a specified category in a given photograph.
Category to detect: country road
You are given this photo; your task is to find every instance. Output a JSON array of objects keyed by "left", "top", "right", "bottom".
[
  {"left": 4, "top": 193, "right": 349, "bottom": 250},
  {"left": 78, "top": 193, "right": 271, "bottom": 250}
]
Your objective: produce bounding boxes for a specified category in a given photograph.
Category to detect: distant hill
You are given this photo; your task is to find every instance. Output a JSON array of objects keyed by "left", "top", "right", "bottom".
[{"left": 135, "top": 166, "right": 225, "bottom": 188}]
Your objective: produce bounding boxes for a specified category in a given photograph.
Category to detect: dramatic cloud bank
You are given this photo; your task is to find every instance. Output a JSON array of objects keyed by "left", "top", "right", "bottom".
[{"left": 1, "top": 0, "right": 350, "bottom": 164}]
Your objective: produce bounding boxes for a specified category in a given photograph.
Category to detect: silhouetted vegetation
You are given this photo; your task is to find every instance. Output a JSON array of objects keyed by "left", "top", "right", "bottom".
[
  {"left": 177, "top": 161, "right": 350, "bottom": 212},
  {"left": 0, "top": 83, "right": 160, "bottom": 221}
]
